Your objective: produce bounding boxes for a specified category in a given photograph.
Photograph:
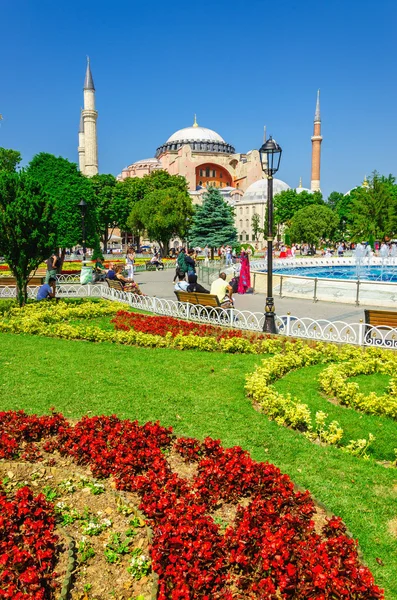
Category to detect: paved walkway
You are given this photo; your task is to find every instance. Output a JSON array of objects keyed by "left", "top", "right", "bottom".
[{"left": 133, "top": 269, "right": 378, "bottom": 324}]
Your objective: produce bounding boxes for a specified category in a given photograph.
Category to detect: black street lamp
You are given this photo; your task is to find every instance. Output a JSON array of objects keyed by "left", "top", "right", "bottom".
[
  {"left": 78, "top": 199, "right": 87, "bottom": 263},
  {"left": 259, "top": 136, "right": 282, "bottom": 334}
]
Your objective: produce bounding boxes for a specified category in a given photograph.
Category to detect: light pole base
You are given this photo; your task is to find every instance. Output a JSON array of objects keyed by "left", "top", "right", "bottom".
[{"left": 263, "top": 298, "right": 278, "bottom": 334}]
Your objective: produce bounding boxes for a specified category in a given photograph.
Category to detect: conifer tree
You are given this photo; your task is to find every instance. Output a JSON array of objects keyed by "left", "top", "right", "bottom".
[{"left": 189, "top": 187, "right": 237, "bottom": 258}]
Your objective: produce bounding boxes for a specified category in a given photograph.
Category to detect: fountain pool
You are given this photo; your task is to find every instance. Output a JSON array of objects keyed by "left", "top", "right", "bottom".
[{"left": 272, "top": 265, "right": 397, "bottom": 282}]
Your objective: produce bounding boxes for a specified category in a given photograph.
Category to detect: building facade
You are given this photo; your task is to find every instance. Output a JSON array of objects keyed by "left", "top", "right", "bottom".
[{"left": 76, "top": 64, "right": 322, "bottom": 245}]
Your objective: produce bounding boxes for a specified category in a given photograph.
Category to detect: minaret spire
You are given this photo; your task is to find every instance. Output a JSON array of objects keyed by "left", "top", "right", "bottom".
[
  {"left": 263, "top": 125, "right": 267, "bottom": 143},
  {"left": 310, "top": 89, "right": 322, "bottom": 192},
  {"left": 84, "top": 56, "right": 95, "bottom": 90},
  {"left": 314, "top": 89, "right": 321, "bottom": 122},
  {"left": 81, "top": 57, "right": 98, "bottom": 176}
]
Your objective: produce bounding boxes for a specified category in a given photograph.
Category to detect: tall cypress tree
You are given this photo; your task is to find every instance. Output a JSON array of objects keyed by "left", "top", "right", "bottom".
[{"left": 189, "top": 187, "right": 237, "bottom": 258}]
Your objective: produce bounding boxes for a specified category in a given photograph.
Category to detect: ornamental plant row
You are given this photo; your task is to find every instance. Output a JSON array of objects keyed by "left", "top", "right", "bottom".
[{"left": 0, "top": 410, "right": 383, "bottom": 599}]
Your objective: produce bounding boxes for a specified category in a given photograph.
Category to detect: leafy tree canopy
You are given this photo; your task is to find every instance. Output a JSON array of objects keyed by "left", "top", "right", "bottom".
[
  {"left": 289, "top": 204, "right": 339, "bottom": 248},
  {"left": 274, "top": 189, "right": 324, "bottom": 225},
  {"left": 90, "top": 173, "right": 125, "bottom": 251},
  {"left": 327, "top": 191, "right": 344, "bottom": 211},
  {"left": 127, "top": 187, "right": 193, "bottom": 255},
  {"left": 0, "top": 147, "right": 22, "bottom": 173},
  {"left": 348, "top": 172, "right": 397, "bottom": 242},
  {"left": 189, "top": 187, "right": 237, "bottom": 253},
  {"left": 0, "top": 171, "right": 56, "bottom": 306},
  {"left": 26, "top": 153, "right": 98, "bottom": 250}
]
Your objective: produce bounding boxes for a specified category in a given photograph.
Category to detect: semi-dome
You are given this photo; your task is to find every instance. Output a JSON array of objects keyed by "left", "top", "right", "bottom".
[
  {"left": 241, "top": 178, "right": 290, "bottom": 203},
  {"left": 131, "top": 158, "right": 161, "bottom": 167},
  {"left": 156, "top": 116, "right": 235, "bottom": 157}
]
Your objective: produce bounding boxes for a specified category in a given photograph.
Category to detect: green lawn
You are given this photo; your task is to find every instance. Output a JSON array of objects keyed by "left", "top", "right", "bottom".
[
  {"left": 274, "top": 365, "right": 397, "bottom": 462},
  {"left": 0, "top": 332, "right": 397, "bottom": 598}
]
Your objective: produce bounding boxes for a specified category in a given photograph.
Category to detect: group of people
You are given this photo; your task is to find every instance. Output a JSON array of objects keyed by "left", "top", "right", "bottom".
[{"left": 173, "top": 247, "right": 251, "bottom": 307}]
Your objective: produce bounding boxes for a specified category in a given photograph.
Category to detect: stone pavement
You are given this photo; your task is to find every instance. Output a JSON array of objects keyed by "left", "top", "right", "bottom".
[{"left": 133, "top": 269, "right": 379, "bottom": 324}]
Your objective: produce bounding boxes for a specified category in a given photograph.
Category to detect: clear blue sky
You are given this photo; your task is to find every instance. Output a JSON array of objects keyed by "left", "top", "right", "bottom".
[{"left": 1, "top": 0, "right": 396, "bottom": 198}]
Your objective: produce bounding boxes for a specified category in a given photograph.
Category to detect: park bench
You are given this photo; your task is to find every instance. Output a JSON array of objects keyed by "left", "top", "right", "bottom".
[
  {"left": 106, "top": 278, "right": 124, "bottom": 292},
  {"left": 364, "top": 309, "right": 397, "bottom": 346},
  {"left": 0, "top": 276, "right": 44, "bottom": 287},
  {"left": 174, "top": 291, "right": 222, "bottom": 308},
  {"left": 145, "top": 261, "right": 164, "bottom": 271},
  {"left": 174, "top": 290, "right": 236, "bottom": 325}
]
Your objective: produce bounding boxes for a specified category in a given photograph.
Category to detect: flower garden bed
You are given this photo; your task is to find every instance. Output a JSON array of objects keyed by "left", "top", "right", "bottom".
[
  {"left": 111, "top": 311, "right": 266, "bottom": 342},
  {"left": 246, "top": 342, "right": 397, "bottom": 463},
  {"left": 0, "top": 410, "right": 383, "bottom": 599}
]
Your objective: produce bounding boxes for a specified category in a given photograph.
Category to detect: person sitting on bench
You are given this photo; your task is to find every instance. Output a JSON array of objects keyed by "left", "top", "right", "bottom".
[
  {"left": 174, "top": 272, "right": 189, "bottom": 292},
  {"left": 106, "top": 262, "right": 116, "bottom": 280},
  {"left": 37, "top": 277, "right": 58, "bottom": 302},
  {"left": 150, "top": 253, "right": 163, "bottom": 269},
  {"left": 210, "top": 272, "right": 234, "bottom": 308},
  {"left": 186, "top": 273, "right": 209, "bottom": 294},
  {"left": 114, "top": 265, "right": 144, "bottom": 295}
]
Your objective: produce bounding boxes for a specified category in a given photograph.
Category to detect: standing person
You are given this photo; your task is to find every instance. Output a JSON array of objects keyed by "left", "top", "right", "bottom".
[
  {"left": 174, "top": 248, "right": 187, "bottom": 283},
  {"left": 238, "top": 251, "right": 251, "bottom": 294},
  {"left": 204, "top": 245, "right": 210, "bottom": 266},
  {"left": 185, "top": 249, "right": 196, "bottom": 274},
  {"left": 225, "top": 245, "right": 232, "bottom": 267},
  {"left": 126, "top": 247, "right": 135, "bottom": 280},
  {"left": 45, "top": 252, "right": 59, "bottom": 284},
  {"left": 210, "top": 272, "right": 234, "bottom": 308}
]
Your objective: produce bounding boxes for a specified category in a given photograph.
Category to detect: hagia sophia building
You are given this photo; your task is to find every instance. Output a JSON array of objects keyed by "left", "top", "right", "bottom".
[{"left": 78, "top": 59, "right": 322, "bottom": 245}]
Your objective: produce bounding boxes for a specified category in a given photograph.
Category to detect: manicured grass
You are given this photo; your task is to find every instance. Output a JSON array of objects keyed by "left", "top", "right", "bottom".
[
  {"left": 274, "top": 364, "right": 397, "bottom": 461},
  {"left": 0, "top": 332, "right": 397, "bottom": 597}
]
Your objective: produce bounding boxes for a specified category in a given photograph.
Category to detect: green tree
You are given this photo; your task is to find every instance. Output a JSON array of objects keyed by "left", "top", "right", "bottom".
[
  {"left": 289, "top": 204, "right": 339, "bottom": 249},
  {"left": 327, "top": 191, "right": 344, "bottom": 210},
  {"left": 91, "top": 174, "right": 125, "bottom": 253},
  {"left": 251, "top": 213, "right": 262, "bottom": 242},
  {"left": 0, "top": 171, "right": 55, "bottom": 306},
  {"left": 26, "top": 153, "right": 98, "bottom": 261},
  {"left": 0, "top": 148, "right": 22, "bottom": 173},
  {"left": 189, "top": 187, "right": 237, "bottom": 259},
  {"left": 120, "top": 171, "right": 190, "bottom": 249},
  {"left": 127, "top": 187, "right": 193, "bottom": 255},
  {"left": 274, "top": 189, "right": 324, "bottom": 226},
  {"left": 349, "top": 173, "right": 397, "bottom": 242}
]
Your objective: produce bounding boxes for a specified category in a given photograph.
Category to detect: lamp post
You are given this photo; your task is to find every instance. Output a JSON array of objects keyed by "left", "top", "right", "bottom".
[
  {"left": 259, "top": 136, "right": 282, "bottom": 334},
  {"left": 78, "top": 199, "right": 87, "bottom": 263}
]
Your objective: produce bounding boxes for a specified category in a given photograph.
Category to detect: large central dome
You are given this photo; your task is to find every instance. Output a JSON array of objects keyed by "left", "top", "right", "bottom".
[
  {"left": 166, "top": 126, "right": 225, "bottom": 144},
  {"left": 156, "top": 116, "right": 235, "bottom": 157}
]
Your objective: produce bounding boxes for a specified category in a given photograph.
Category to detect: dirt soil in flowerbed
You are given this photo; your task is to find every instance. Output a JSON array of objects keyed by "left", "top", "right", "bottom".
[{"left": 0, "top": 445, "right": 154, "bottom": 600}]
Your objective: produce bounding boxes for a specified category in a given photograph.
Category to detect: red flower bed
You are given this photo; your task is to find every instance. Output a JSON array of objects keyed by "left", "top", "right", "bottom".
[
  {"left": 111, "top": 311, "right": 266, "bottom": 341},
  {"left": 0, "top": 411, "right": 383, "bottom": 599},
  {"left": 0, "top": 484, "right": 59, "bottom": 599}
]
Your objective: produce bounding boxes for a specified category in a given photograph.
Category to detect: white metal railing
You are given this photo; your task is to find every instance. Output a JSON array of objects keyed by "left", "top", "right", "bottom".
[{"left": 2, "top": 283, "right": 397, "bottom": 349}]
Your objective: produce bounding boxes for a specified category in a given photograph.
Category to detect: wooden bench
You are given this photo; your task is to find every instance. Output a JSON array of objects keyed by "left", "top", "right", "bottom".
[
  {"left": 175, "top": 291, "right": 222, "bottom": 308},
  {"left": 364, "top": 309, "right": 397, "bottom": 345},
  {"left": 146, "top": 261, "right": 164, "bottom": 271},
  {"left": 0, "top": 276, "right": 45, "bottom": 287},
  {"left": 106, "top": 278, "right": 124, "bottom": 292}
]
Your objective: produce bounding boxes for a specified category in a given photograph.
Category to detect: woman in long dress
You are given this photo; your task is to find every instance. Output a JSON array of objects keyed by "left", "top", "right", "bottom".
[
  {"left": 238, "top": 250, "right": 251, "bottom": 294},
  {"left": 126, "top": 247, "right": 135, "bottom": 280}
]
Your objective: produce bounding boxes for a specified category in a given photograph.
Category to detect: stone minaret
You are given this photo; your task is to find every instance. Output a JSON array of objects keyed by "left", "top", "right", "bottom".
[
  {"left": 78, "top": 109, "right": 85, "bottom": 173},
  {"left": 82, "top": 58, "right": 98, "bottom": 176},
  {"left": 310, "top": 90, "right": 322, "bottom": 191}
]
